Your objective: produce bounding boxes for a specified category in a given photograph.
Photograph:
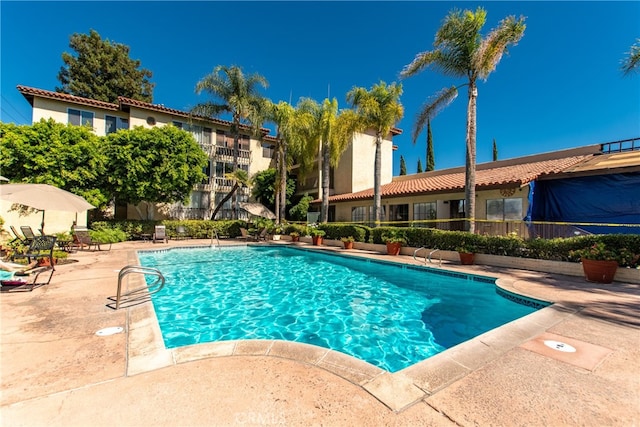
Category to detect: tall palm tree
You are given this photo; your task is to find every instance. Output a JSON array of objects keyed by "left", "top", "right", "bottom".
[
  {"left": 621, "top": 39, "right": 640, "bottom": 76},
  {"left": 265, "top": 100, "right": 305, "bottom": 223},
  {"left": 209, "top": 169, "right": 250, "bottom": 220},
  {"left": 191, "top": 65, "right": 269, "bottom": 219},
  {"left": 294, "top": 98, "right": 359, "bottom": 223},
  {"left": 400, "top": 7, "right": 525, "bottom": 233},
  {"left": 346, "top": 81, "right": 404, "bottom": 225}
]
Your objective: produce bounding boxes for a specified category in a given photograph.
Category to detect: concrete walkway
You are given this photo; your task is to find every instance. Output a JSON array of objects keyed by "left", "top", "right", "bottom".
[{"left": 1, "top": 239, "right": 638, "bottom": 426}]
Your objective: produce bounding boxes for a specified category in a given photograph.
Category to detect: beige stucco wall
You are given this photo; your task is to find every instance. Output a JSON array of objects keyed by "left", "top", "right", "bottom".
[
  {"left": 249, "top": 139, "right": 275, "bottom": 176},
  {"left": 32, "top": 98, "right": 125, "bottom": 137},
  {"left": 334, "top": 130, "right": 394, "bottom": 195}
]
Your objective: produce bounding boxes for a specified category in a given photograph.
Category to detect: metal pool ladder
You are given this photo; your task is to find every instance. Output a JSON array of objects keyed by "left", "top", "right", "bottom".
[
  {"left": 108, "top": 265, "right": 165, "bottom": 310},
  {"left": 413, "top": 247, "right": 442, "bottom": 267},
  {"left": 210, "top": 229, "right": 220, "bottom": 248}
]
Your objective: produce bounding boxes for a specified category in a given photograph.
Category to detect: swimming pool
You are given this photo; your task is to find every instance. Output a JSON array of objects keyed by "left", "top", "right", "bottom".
[{"left": 139, "top": 245, "right": 547, "bottom": 372}]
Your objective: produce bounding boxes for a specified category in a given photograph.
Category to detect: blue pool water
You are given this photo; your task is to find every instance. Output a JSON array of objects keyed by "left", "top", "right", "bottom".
[{"left": 139, "top": 245, "right": 546, "bottom": 372}]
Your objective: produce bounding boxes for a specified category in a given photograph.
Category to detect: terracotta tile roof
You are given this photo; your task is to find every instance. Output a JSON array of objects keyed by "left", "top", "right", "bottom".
[
  {"left": 328, "top": 155, "right": 592, "bottom": 203},
  {"left": 17, "top": 85, "right": 119, "bottom": 110}
]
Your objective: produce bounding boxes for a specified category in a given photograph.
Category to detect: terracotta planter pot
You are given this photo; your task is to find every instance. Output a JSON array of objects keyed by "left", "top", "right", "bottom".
[
  {"left": 458, "top": 252, "right": 475, "bottom": 265},
  {"left": 386, "top": 242, "right": 402, "bottom": 256},
  {"left": 291, "top": 235, "right": 300, "bottom": 242},
  {"left": 581, "top": 258, "right": 618, "bottom": 284},
  {"left": 312, "top": 236, "right": 323, "bottom": 246},
  {"left": 343, "top": 241, "right": 354, "bottom": 250},
  {"left": 37, "top": 257, "right": 55, "bottom": 267}
]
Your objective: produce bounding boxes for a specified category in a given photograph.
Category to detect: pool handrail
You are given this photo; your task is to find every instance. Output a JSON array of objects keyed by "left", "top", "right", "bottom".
[{"left": 108, "top": 265, "right": 165, "bottom": 310}]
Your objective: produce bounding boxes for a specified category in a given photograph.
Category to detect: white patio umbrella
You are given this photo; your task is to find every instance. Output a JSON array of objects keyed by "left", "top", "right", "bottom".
[
  {"left": 0, "top": 183, "right": 95, "bottom": 233},
  {"left": 238, "top": 202, "right": 276, "bottom": 220}
]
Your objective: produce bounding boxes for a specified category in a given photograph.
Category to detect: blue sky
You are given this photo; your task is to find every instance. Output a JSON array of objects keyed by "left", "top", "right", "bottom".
[{"left": 1, "top": 1, "right": 639, "bottom": 176}]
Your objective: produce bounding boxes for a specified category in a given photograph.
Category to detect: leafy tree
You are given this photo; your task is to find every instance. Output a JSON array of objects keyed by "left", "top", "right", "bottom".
[
  {"left": 0, "top": 119, "right": 108, "bottom": 208},
  {"left": 294, "top": 98, "right": 360, "bottom": 223},
  {"left": 210, "top": 169, "right": 251, "bottom": 220},
  {"left": 191, "top": 65, "right": 269, "bottom": 219},
  {"left": 289, "top": 194, "right": 314, "bottom": 222},
  {"left": 417, "top": 158, "right": 424, "bottom": 173},
  {"left": 426, "top": 120, "right": 435, "bottom": 171},
  {"left": 493, "top": 138, "right": 498, "bottom": 161},
  {"left": 56, "top": 29, "right": 154, "bottom": 103},
  {"left": 399, "top": 155, "right": 407, "bottom": 175},
  {"left": 401, "top": 7, "right": 525, "bottom": 232},
  {"left": 347, "top": 81, "right": 404, "bottom": 225},
  {"left": 251, "top": 168, "right": 295, "bottom": 214},
  {"left": 103, "top": 125, "right": 207, "bottom": 219},
  {"left": 621, "top": 39, "right": 640, "bottom": 76}
]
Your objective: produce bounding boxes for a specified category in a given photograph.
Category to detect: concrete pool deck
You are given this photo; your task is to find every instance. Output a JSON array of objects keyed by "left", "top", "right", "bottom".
[{"left": 1, "top": 239, "right": 638, "bottom": 426}]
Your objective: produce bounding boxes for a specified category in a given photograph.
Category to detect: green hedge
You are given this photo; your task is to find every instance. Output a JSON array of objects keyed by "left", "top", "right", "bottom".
[
  {"left": 90, "top": 220, "right": 247, "bottom": 240},
  {"left": 88, "top": 220, "right": 640, "bottom": 267}
]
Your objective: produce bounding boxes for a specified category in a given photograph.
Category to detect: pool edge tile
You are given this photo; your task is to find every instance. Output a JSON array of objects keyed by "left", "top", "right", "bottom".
[{"left": 173, "top": 341, "right": 237, "bottom": 364}]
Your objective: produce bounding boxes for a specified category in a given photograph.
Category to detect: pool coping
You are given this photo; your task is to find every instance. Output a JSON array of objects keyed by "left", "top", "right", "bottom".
[{"left": 126, "top": 242, "right": 577, "bottom": 413}]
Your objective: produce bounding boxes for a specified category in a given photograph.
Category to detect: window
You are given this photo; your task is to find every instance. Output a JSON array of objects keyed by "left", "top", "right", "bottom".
[
  {"left": 486, "top": 198, "right": 523, "bottom": 220},
  {"left": 190, "top": 191, "right": 210, "bottom": 209},
  {"left": 413, "top": 202, "right": 437, "bottom": 227},
  {"left": 202, "top": 160, "right": 212, "bottom": 184},
  {"left": 105, "top": 115, "right": 129, "bottom": 134},
  {"left": 389, "top": 204, "right": 409, "bottom": 223},
  {"left": 351, "top": 206, "right": 367, "bottom": 222},
  {"left": 262, "top": 143, "right": 275, "bottom": 158},
  {"left": 172, "top": 121, "right": 183, "bottom": 129},
  {"left": 68, "top": 108, "right": 94, "bottom": 127}
]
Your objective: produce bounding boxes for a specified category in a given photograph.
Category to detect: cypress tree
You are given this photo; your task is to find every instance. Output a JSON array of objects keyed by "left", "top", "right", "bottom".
[
  {"left": 417, "top": 158, "right": 423, "bottom": 173},
  {"left": 492, "top": 138, "right": 498, "bottom": 161},
  {"left": 426, "top": 120, "right": 435, "bottom": 171},
  {"left": 399, "top": 155, "right": 407, "bottom": 175}
]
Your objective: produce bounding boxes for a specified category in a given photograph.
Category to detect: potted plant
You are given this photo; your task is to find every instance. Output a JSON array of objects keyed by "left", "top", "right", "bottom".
[
  {"left": 382, "top": 230, "right": 407, "bottom": 256},
  {"left": 271, "top": 224, "right": 284, "bottom": 241},
  {"left": 341, "top": 236, "right": 355, "bottom": 250},
  {"left": 456, "top": 243, "right": 477, "bottom": 265},
  {"left": 289, "top": 231, "right": 300, "bottom": 242},
  {"left": 309, "top": 228, "right": 325, "bottom": 246},
  {"left": 569, "top": 243, "right": 634, "bottom": 284}
]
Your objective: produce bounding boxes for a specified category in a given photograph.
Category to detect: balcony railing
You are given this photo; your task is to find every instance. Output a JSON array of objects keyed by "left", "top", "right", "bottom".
[
  {"left": 601, "top": 137, "right": 640, "bottom": 153},
  {"left": 214, "top": 146, "right": 250, "bottom": 159}
]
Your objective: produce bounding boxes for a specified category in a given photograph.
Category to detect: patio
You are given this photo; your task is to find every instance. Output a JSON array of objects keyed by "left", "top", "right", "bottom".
[{"left": 1, "top": 239, "right": 638, "bottom": 426}]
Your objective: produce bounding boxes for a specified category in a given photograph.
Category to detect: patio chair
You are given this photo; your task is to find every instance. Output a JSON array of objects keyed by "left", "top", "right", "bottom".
[
  {"left": 256, "top": 228, "right": 269, "bottom": 241},
  {"left": 153, "top": 225, "right": 167, "bottom": 244},
  {"left": 2, "top": 235, "right": 57, "bottom": 292},
  {"left": 9, "top": 226, "right": 27, "bottom": 245},
  {"left": 72, "top": 228, "right": 111, "bottom": 251},
  {"left": 19, "top": 226, "right": 37, "bottom": 244}
]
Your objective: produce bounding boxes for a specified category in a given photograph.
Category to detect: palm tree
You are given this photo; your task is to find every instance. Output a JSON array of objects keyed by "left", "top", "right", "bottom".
[
  {"left": 294, "top": 98, "right": 359, "bottom": 223},
  {"left": 209, "top": 169, "right": 250, "bottom": 220},
  {"left": 265, "top": 100, "right": 304, "bottom": 223},
  {"left": 621, "top": 39, "right": 640, "bottom": 76},
  {"left": 400, "top": 7, "right": 525, "bottom": 233},
  {"left": 191, "top": 65, "right": 269, "bottom": 219},
  {"left": 346, "top": 81, "right": 404, "bottom": 225}
]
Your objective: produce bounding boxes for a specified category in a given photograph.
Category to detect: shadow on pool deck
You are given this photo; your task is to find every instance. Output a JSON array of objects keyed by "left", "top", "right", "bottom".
[{"left": 1, "top": 239, "right": 639, "bottom": 426}]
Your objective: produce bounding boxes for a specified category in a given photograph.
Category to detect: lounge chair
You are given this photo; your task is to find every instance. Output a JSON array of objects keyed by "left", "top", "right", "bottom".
[
  {"left": 19, "top": 226, "right": 37, "bottom": 244},
  {"left": 9, "top": 226, "right": 27, "bottom": 245},
  {"left": 238, "top": 227, "right": 251, "bottom": 240},
  {"left": 256, "top": 228, "right": 269, "bottom": 241},
  {"left": 2, "top": 235, "right": 57, "bottom": 291},
  {"left": 153, "top": 225, "right": 167, "bottom": 244},
  {"left": 72, "top": 227, "right": 111, "bottom": 251}
]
